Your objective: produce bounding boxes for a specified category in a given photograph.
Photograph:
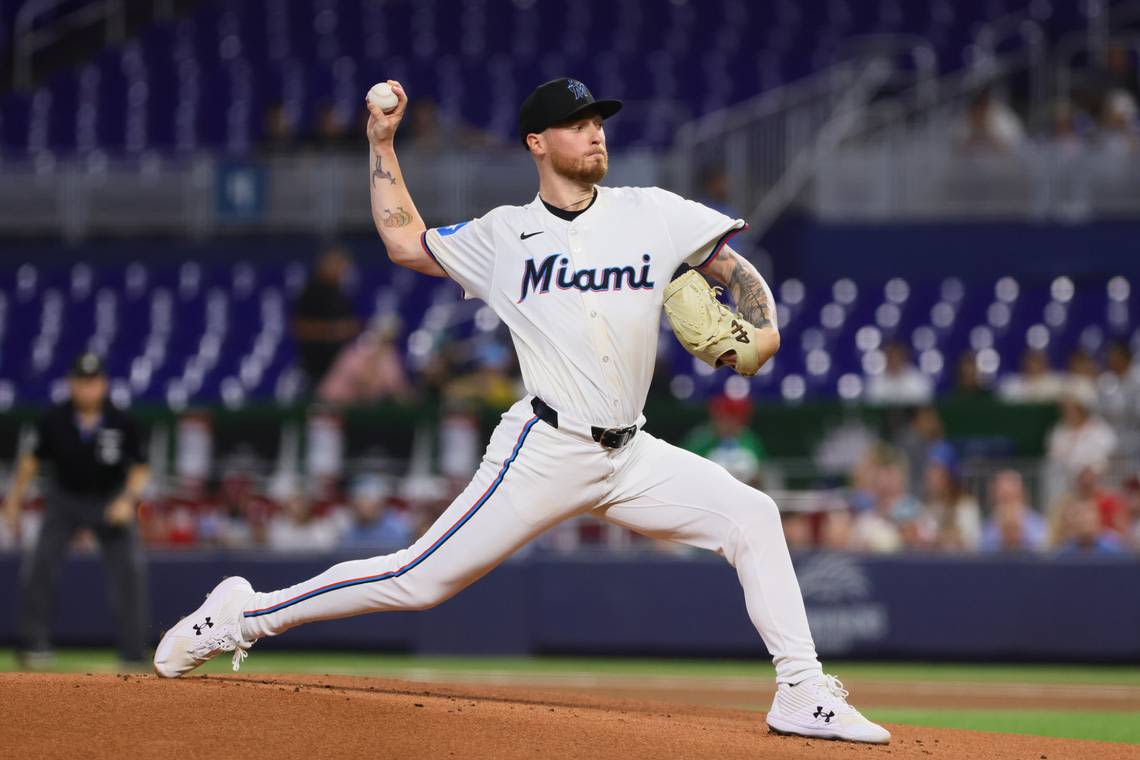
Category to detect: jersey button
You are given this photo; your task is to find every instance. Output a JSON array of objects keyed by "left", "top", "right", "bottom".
[
  {"left": 590, "top": 311, "right": 597, "bottom": 317},
  {"left": 602, "top": 356, "right": 609, "bottom": 363}
]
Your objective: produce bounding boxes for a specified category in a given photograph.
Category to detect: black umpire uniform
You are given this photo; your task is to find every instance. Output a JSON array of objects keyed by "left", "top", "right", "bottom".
[{"left": 12, "top": 353, "right": 149, "bottom": 664}]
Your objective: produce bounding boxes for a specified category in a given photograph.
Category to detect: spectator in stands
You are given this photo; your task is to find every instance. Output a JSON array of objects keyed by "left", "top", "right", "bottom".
[
  {"left": 1045, "top": 389, "right": 1118, "bottom": 502},
  {"left": 196, "top": 473, "right": 261, "bottom": 550},
  {"left": 261, "top": 101, "right": 298, "bottom": 154},
  {"left": 402, "top": 98, "right": 500, "bottom": 150},
  {"left": 850, "top": 446, "right": 919, "bottom": 553},
  {"left": 1048, "top": 101, "right": 1088, "bottom": 152},
  {"left": 1098, "top": 341, "right": 1140, "bottom": 457},
  {"left": 304, "top": 101, "right": 359, "bottom": 150},
  {"left": 339, "top": 475, "right": 414, "bottom": 551},
  {"left": 317, "top": 313, "right": 411, "bottom": 405},
  {"left": 1072, "top": 464, "right": 1130, "bottom": 537},
  {"left": 1051, "top": 494, "right": 1126, "bottom": 555},
  {"left": 1099, "top": 90, "right": 1140, "bottom": 155},
  {"left": 846, "top": 444, "right": 883, "bottom": 513},
  {"left": 1065, "top": 348, "right": 1099, "bottom": 400},
  {"left": 866, "top": 341, "right": 933, "bottom": 405},
  {"left": 292, "top": 246, "right": 361, "bottom": 389},
  {"left": 894, "top": 404, "right": 944, "bottom": 499},
  {"left": 959, "top": 87, "right": 1025, "bottom": 154},
  {"left": 1123, "top": 475, "right": 1140, "bottom": 550},
  {"left": 402, "top": 100, "right": 444, "bottom": 150},
  {"left": 695, "top": 167, "right": 752, "bottom": 253},
  {"left": 265, "top": 484, "right": 342, "bottom": 552},
  {"left": 821, "top": 508, "right": 855, "bottom": 551},
  {"left": 916, "top": 442, "right": 981, "bottom": 551},
  {"left": 682, "top": 394, "right": 767, "bottom": 488},
  {"left": 1045, "top": 101, "right": 1093, "bottom": 220},
  {"left": 445, "top": 339, "right": 521, "bottom": 411},
  {"left": 1097, "top": 44, "right": 1140, "bottom": 103},
  {"left": 998, "top": 348, "right": 1066, "bottom": 403},
  {"left": 980, "top": 470, "right": 1047, "bottom": 553},
  {"left": 698, "top": 167, "right": 732, "bottom": 215},
  {"left": 781, "top": 512, "right": 814, "bottom": 550},
  {"left": 948, "top": 350, "right": 992, "bottom": 400}
]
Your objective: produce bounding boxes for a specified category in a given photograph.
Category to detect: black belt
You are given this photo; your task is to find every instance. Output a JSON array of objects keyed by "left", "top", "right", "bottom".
[{"left": 531, "top": 397, "right": 638, "bottom": 449}]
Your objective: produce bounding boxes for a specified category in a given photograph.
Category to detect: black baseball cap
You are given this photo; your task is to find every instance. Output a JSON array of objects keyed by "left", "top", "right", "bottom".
[
  {"left": 69, "top": 351, "right": 106, "bottom": 378},
  {"left": 518, "top": 78, "right": 622, "bottom": 148}
]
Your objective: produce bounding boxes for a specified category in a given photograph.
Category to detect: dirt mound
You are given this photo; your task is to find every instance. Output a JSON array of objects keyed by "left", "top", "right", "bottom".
[{"left": 0, "top": 673, "right": 1132, "bottom": 760}]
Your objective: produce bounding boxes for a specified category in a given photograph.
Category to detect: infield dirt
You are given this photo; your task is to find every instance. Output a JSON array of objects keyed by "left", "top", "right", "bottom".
[{"left": 1, "top": 672, "right": 1135, "bottom": 760}]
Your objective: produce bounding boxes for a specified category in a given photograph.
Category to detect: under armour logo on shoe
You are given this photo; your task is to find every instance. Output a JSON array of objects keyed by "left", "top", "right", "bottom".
[
  {"left": 192, "top": 617, "right": 214, "bottom": 636},
  {"left": 730, "top": 320, "right": 750, "bottom": 343},
  {"left": 814, "top": 707, "right": 835, "bottom": 723}
]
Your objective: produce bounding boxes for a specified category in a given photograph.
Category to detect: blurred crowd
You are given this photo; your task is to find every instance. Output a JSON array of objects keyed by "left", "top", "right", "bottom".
[
  {"left": 684, "top": 384, "right": 1139, "bottom": 558},
  {"left": 959, "top": 45, "right": 1140, "bottom": 156},
  {"left": 781, "top": 441, "right": 1139, "bottom": 557},
  {"left": 258, "top": 96, "right": 501, "bottom": 157},
  {"left": 2, "top": 244, "right": 1139, "bottom": 559}
]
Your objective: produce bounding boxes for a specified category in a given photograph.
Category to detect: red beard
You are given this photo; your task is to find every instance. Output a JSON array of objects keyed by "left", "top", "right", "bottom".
[{"left": 551, "top": 149, "right": 608, "bottom": 184}]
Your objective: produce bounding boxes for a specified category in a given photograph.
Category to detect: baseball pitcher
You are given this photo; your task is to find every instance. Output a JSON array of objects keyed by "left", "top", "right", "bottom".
[{"left": 155, "top": 78, "right": 889, "bottom": 745}]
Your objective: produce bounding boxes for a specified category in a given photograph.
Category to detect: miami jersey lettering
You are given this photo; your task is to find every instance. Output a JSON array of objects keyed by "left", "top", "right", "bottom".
[{"left": 518, "top": 253, "right": 655, "bottom": 302}]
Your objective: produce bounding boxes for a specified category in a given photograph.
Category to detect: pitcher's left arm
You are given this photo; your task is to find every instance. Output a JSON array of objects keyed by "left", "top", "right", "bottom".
[{"left": 701, "top": 246, "right": 780, "bottom": 368}]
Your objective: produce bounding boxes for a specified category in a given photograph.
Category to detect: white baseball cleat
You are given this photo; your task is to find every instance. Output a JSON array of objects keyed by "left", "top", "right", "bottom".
[
  {"left": 765, "top": 673, "right": 891, "bottom": 744},
  {"left": 153, "top": 576, "right": 256, "bottom": 678}
]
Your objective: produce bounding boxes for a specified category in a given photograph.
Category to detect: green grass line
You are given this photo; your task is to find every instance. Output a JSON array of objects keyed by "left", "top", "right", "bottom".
[
  {"left": 867, "top": 708, "right": 1140, "bottom": 745},
  {"left": 3, "top": 649, "right": 1139, "bottom": 686}
]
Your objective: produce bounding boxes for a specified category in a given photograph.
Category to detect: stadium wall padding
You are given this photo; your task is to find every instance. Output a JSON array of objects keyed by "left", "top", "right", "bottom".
[
  {"left": 765, "top": 215, "right": 1140, "bottom": 280},
  {"left": 0, "top": 398, "right": 1059, "bottom": 466},
  {"left": 1, "top": 552, "right": 1137, "bottom": 661},
  {"left": 5, "top": 217, "right": 1140, "bottom": 279}
]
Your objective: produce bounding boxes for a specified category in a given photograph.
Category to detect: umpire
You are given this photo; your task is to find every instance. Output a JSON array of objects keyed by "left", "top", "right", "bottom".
[{"left": 2, "top": 352, "right": 149, "bottom": 667}]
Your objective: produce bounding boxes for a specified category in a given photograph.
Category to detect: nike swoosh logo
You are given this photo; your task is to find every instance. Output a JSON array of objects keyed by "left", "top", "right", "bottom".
[{"left": 520, "top": 231, "right": 544, "bottom": 240}]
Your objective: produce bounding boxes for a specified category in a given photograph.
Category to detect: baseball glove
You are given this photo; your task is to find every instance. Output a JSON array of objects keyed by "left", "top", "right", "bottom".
[{"left": 663, "top": 270, "right": 762, "bottom": 376}]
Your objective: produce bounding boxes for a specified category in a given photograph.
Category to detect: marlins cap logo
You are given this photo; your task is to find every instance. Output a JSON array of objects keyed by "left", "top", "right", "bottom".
[{"left": 566, "top": 79, "right": 588, "bottom": 100}]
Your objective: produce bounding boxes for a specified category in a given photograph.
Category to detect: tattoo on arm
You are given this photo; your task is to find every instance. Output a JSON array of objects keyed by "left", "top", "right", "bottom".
[
  {"left": 371, "top": 153, "right": 396, "bottom": 187},
  {"left": 726, "top": 257, "right": 774, "bottom": 329},
  {"left": 380, "top": 206, "right": 412, "bottom": 228}
]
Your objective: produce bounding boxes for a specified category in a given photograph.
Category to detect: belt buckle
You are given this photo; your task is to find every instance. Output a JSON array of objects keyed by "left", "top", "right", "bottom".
[{"left": 599, "top": 426, "right": 636, "bottom": 449}]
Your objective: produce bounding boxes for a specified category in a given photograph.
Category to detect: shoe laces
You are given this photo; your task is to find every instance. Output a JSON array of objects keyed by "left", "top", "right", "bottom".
[
  {"left": 190, "top": 626, "right": 252, "bottom": 672},
  {"left": 818, "top": 674, "right": 858, "bottom": 713},
  {"left": 230, "top": 644, "right": 250, "bottom": 672}
]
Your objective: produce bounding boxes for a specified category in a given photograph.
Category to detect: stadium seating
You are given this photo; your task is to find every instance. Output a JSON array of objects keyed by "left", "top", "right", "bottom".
[
  {"left": 1, "top": 253, "right": 1134, "bottom": 406},
  {"left": 0, "top": 0, "right": 1094, "bottom": 153}
]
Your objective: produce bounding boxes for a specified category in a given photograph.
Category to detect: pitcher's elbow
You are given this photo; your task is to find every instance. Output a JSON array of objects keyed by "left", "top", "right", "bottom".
[{"left": 758, "top": 327, "right": 781, "bottom": 360}]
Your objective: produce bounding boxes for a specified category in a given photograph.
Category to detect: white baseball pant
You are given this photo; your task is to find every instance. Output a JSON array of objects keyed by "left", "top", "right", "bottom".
[{"left": 240, "top": 396, "right": 823, "bottom": 685}]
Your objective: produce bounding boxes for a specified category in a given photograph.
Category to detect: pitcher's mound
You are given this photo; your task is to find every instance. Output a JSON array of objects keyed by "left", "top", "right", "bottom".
[{"left": 0, "top": 672, "right": 1131, "bottom": 760}]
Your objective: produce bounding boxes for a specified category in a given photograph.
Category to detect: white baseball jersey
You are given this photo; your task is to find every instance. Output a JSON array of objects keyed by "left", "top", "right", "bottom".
[
  {"left": 419, "top": 186, "right": 746, "bottom": 427},
  {"left": 230, "top": 184, "right": 823, "bottom": 691}
]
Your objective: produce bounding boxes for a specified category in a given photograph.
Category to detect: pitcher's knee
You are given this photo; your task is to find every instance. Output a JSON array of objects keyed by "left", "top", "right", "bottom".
[
  {"left": 738, "top": 490, "right": 783, "bottom": 538},
  {"left": 718, "top": 490, "right": 783, "bottom": 565},
  {"left": 406, "top": 580, "right": 458, "bottom": 611}
]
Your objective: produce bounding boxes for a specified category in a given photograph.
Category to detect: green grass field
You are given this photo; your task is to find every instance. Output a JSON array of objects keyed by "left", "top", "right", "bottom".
[
  {"left": 865, "top": 708, "right": 1140, "bottom": 745},
  {"left": 4, "top": 650, "right": 1137, "bottom": 744}
]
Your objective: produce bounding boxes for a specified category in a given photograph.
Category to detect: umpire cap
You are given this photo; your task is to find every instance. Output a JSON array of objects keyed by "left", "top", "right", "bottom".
[
  {"left": 69, "top": 351, "right": 106, "bottom": 378},
  {"left": 518, "top": 78, "right": 622, "bottom": 147}
]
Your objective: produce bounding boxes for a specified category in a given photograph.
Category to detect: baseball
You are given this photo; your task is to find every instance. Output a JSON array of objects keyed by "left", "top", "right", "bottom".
[{"left": 367, "top": 82, "right": 398, "bottom": 113}]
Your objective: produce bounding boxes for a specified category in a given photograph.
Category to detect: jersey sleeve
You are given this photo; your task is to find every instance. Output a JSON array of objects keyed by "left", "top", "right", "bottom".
[
  {"left": 647, "top": 188, "right": 748, "bottom": 269},
  {"left": 420, "top": 214, "right": 498, "bottom": 302}
]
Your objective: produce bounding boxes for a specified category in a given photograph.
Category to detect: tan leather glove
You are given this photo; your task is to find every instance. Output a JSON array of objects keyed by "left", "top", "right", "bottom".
[{"left": 662, "top": 270, "right": 762, "bottom": 376}]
